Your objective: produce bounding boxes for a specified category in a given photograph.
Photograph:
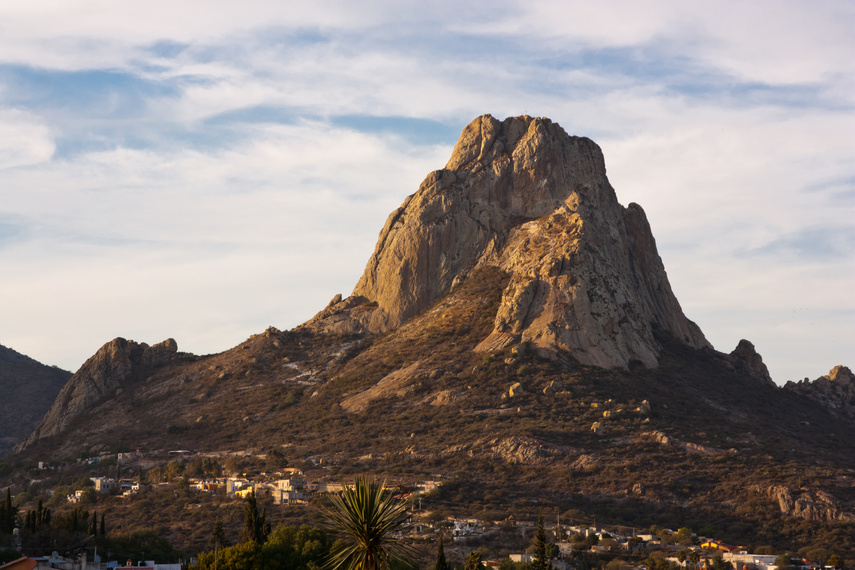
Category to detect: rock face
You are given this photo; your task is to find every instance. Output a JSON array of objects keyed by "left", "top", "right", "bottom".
[
  {"left": 784, "top": 365, "right": 855, "bottom": 417},
  {"left": 308, "top": 114, "right": 709, "bottom": 368},
  {"left": 729, "top": 339, "right": 775, "bottom": 387},
  {"left": 15, "top": 338, "right": 184, "bottom": 450},
  {"left": 764, "top": 485, "right": 855, "bottom": 523}
]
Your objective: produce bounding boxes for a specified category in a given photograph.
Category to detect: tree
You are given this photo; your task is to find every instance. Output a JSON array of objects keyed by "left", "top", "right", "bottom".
[
  {"left": 100, "top": 514, "right": 106, "bottom": 536},
  {"left": 464, "top": 552, "right": 485, "bottom": 570},
  {"left": 827, "top": 555, "right": 843, "bottom": 569},
  {"left": 321, "top": 477, "right": 412, "bottom": 570},
  {"left": 690, "top": 551, "right": 701, "bottom": 564},
  {"left": 434, "top": 536, "right": 450, "bottom": 570},
  {"left": 1, "top": 488, "right": 16, "bottom": 534},
  {"left": 239, "top": 490, "right": 269, "bottom": 544},
  {"left": 675, "top": 528, "right": 693, "bottom": 546},
  {"left": 710, "top": 554, "right": 731, "bottom": 570},
  {"left": 774, "top": 555, "right": 792, "bottom": 570},
  {"left": 529, "top": 514, "right": 551, "bottom": 570},
  {"left": 212, "top": 519, "right": 229, "bottom": 549}
]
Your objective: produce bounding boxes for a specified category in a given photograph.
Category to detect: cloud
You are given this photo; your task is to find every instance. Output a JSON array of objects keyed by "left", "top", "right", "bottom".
[
  {"left": 0, "top": 1, "right": 851, "bottom": 384},
  {"left": 0, "top": 108, "right": 55, "bottom": 168}
]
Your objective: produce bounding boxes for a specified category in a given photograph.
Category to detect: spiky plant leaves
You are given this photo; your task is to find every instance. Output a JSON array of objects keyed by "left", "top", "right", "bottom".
[{"left": 321, "top": 477, "right": 414, "bottom": 570}]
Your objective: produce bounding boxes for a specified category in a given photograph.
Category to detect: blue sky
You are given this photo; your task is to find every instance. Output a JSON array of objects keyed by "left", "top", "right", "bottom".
[{"left": 0, "top": 0, "right": 852, "bottom": 384}]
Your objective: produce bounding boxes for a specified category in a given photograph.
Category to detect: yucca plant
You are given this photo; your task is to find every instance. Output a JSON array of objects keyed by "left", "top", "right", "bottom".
[{"left": 321, "top": 477, "right": 414, "bottom": 570}]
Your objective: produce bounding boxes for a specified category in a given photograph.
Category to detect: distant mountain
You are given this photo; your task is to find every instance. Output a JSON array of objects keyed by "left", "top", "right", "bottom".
[
  {"left": 0, "top": 344, "right": 71, "bottom": 457},
  {"left": 10, "top": 115, "right": 854, "bottom": 555}
]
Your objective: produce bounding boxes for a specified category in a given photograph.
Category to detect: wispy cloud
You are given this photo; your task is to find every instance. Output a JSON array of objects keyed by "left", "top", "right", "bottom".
[{"left": 0, "top": 0, "right": 852, "bottom": 383}]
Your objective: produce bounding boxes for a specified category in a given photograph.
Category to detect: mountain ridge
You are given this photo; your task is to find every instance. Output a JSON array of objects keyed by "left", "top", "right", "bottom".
[
  {"left": 6, "top": 114, "right": 854, "bottom": 556},
  {"left": 0, "top": 343, "right": 71, "bottom": 457}
]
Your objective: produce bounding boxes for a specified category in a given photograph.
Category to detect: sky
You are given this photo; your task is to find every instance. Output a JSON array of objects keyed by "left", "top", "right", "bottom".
[{"left": 0, "top": 1, "right": 852, "bottom": 385}]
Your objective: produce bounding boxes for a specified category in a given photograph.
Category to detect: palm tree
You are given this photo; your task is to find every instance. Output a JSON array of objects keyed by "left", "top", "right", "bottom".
[{"left": 321, "top": 477, "right": 413, "bottom": 570}]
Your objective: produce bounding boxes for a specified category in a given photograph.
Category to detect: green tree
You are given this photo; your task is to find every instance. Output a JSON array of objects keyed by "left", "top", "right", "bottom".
[
  {"left": 689, "top": 551, "right": 701, "bottom": 569},
  {"left": 239, "top": 489, "right": 269, "bottom": 544},
  {"left": 321, "top": 477, "right": 412, "bottom": 570},
  {"left": 529, "top": 514, "right": 551, "bottom": 570},
  {"left": 100, "top": 513, "right": 106, "bottom": 536},
  {"left": 164, "top": 460, "right": 185, "bottom": 481},
  {"left": 710, "top": 554, "right": 731, "bottom": 570},
  {"left": 2, "top": 488, "right": 17, "bottom": 533},
  {"left": 212, "top": 519, "right": 229, "bottom": 549},
  {"left": 774, "top": 556, "right": 792, "bottom": 570},
  {"left": 827, "top": 555, "right": 843, "bottom": 569},
  {"left": 194, "top": 524, "right": 330, "bottom": 570},
  {"left": 464, "top": 552, "right": 485, "bottom": 570},
  {"left": 434, "top": 536, "right": 450, "bottom": 570},
  {"left": 675, "top": 528, "right": 693, "bottom": 546}
]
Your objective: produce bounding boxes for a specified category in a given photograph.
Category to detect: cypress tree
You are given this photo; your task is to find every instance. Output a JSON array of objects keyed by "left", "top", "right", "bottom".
[
  {"left": 239, "top": 489, "right": 268, "bottom": 544},
  {"left": 435, "top": 535, "right": 450, "bottom": 570},
  {"left": 100, "top": 514, "right": 106, "bottom": 536},
  {"left": 530, "top": 513, "right": 551, "bottom": 570},
  {"left": 36, "top": 499, "right": 44, "bottom": 529},
  {"left": 2, "top": 488, "right": 14, "bottom": 534},
  {"left": 90, "top": 511, "right": 98, "bottom": 535},
  {"left": 212, "top": 518, "right": 226, "bottom": 549}
]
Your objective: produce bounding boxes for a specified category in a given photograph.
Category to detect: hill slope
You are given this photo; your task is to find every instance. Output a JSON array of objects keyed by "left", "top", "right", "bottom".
[{"left": 0, "top": 344, "right": 71, "bottom": 456}]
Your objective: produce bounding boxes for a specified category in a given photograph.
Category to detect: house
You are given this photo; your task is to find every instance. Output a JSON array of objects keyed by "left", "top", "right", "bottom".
[
  {"left": 275, "top": 477, "right": 305, "bottom": 492},
  {"left": 509, "top": 555, "right": 534, "bottom": 564},
  {"left": 0, "top": 557, "right": 37, "bottom": 570},
  {"left": 226, "top": 478, "right": 250, "bottom": 497},
  {"left": 452, "top": 519, "right": 482, "bottom": 537},
  {"left": 701, "top": 540, "right": 736, "bottom": 553},
  {"left": 109, "top": 561, "right": 181, "bottom": 570},
  {"left": 273, "top": 489, "right": 308, "bottom": 505},
  {"left": 193, "top": 481, "right": 220, "bottom": 493},
  {"left": 91, "top": 477, "right": 118, "bottom": 494},
  {"left": 314, "top": 482, "right": 344, "bottom": 494}
]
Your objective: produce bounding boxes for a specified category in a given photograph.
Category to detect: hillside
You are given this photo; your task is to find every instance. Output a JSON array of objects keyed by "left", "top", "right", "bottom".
[
  {"left": 0, "top": 344, "right": 71, "bottom": 456},
  {"left": 6, "top": 115, "right": 855, "bottom": 557}
]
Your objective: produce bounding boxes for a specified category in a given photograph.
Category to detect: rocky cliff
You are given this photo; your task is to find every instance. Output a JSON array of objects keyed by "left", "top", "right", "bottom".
[
  {"left": 306, "top": 114, "right": 710, "bottom": 368},
  {"left": 784, "top": 365, "right": 855, "bottom": 418},
  {"left": 15, "top": 337, "right": 191, "bottom": 450}
]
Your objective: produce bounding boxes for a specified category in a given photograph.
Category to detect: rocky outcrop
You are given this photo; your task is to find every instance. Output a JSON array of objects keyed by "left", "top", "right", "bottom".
[
  {"left": 443, "top": 435, "right": 567, "bottom": 464},
  {"left": 784, "top": 365, "right": 855, "bottom": 417},
  {"left": 15, "top": 338, "right": 185, "bottom": 451},
  {"left": 307, "top": 114, "right": 710, "bottom": 368},
  {"left": 764, "top": 485, "right": 855, "bottom": 522},
  {"left": 729, "top": 339, "right": 775, "bottom": 386},
  {"left": 340, "top": 361, "right": 423, "bottom": 413}
]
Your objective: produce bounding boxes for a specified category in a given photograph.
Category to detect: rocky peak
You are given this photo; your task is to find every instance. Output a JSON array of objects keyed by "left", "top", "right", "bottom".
[
  {"left": 305, "top": 114, "right": 711, "bottom": 369},
  {"left": 784, "top": 365, "right": 855, "bottom": 417},
  {"left": 729, "top": 339, "right": 775, "bottom": 387},
  {"left": 15, "top": 337, "right": 185, "bottom": 451}
]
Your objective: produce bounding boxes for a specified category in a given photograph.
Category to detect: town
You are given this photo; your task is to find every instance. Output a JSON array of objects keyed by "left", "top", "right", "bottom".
[{"left": 0, "top": 448, "right": 848, "bottom": 570}]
